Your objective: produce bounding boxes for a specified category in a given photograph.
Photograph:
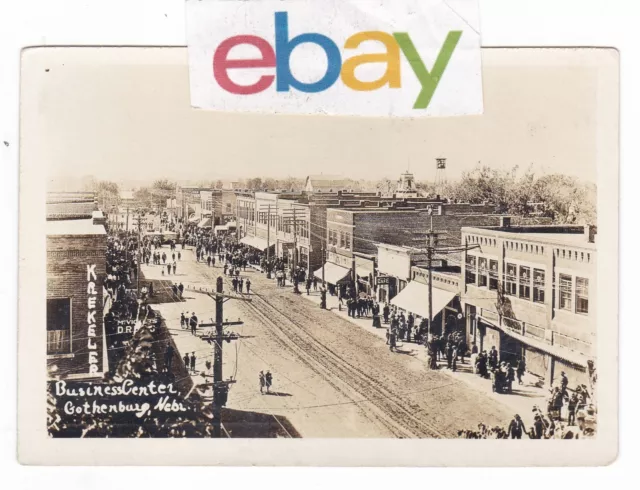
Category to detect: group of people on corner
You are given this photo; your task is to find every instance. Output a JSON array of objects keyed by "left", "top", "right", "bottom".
[{"left": 472, "top": 346, "right": 526, "bottom": 394}]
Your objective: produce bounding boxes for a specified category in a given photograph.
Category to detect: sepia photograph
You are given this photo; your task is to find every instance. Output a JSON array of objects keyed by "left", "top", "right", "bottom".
[{"left": 17, "top": 45, "right": 618, "bottom": 465}]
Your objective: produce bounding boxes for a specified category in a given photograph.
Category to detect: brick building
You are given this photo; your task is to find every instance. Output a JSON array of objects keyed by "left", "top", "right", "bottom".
[
  {"left": 461, "top": 221, "right": 597, "bottom": 387},
  {"left": 318, "top": 202, "right": 501, "bottom": 294},
  {"left": 46, "top": 195, "right": 109, "bottom": 380}
]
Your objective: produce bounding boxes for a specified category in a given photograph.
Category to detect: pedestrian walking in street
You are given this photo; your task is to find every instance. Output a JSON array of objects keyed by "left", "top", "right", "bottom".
[
  {"left": 172, "top": 261, "right": 177, "bottom": 275},
  {"left": 246, "top": 278, "right": 251, "bottom": 294},
  {"left": 313, "top": 277, "right": 318, "bottom": 291},
  {"left": 172, "top": 252, "right": 175, "bottom": 261},
  {"left": 183, "top": 353, "right": 190, "bottom": 370},
  {"left": 232, "top": 277, "right": 238, "bottom": 293},
  {"left": 265, "top": 370, "right": 273, "bottom": 393},
  {"left": 162, "top": 252, "right": 167, "bottom": 264},
  {"left": 239, "top": 277, "right": 244, "bottom": 293},
  {"left": 180, "top": 312, "right": 186, "bottom": 329},
  {"left": 189, "top": 312, "right": 198, "bottom": 336},
  {"left": 259, "top": 371, "right": 266, "bottom": 394},
  {"left": 178, "top": 251, "right": 181, "bottom": 261},
  {"left": 178, "top": 282, "right": 184, "bottom": 298},
  {"left": 190, "top": 352, "right": 196, "bottom": 373},
  {"left": 388, "top": 327, "right": 397, "bottom": 352},
  {"left": 167, "top": 263, "right": 171, "bottom": 275}
]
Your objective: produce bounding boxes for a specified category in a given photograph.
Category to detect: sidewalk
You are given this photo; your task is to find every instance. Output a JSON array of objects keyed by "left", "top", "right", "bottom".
[{"left": 299, "top": 289, "right": 549, "bottom": 429}]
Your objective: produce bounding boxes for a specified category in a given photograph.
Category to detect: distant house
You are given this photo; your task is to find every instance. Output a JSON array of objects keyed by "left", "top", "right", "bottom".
[{"left": 304, "top": 175, "right": 349, "bottom": 193}]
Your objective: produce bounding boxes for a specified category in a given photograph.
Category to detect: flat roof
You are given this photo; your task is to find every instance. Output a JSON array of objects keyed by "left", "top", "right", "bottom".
[
  {"left": 47, "top": 218, "right": 106, "bottom": 236},
  {"left": 462, "top": 226, "right": 595, "bottom": 249}
]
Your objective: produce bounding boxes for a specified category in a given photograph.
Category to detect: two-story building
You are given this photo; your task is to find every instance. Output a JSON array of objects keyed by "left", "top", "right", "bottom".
[
  {"left": 46, "top": 194, "right": 109, "bottom": 380},
  {"left": 461, "top": 220, "right": 596, "bottom": 387}
]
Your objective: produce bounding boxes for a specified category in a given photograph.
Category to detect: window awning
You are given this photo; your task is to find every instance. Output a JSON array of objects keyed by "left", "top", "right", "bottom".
[
  {"left": 390, "top": 281, "right": 456, "bottom": 320},
  {"left": 240, "top": 235, "right": 271, "bottom": 251},
  {"left": 314, "top": 262, "right": 352, "bottom": 285},
  {"left": 197, "top": 217, "right": 212, "bottom": 228}
]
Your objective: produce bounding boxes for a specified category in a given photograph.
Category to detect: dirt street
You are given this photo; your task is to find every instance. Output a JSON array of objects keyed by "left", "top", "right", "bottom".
[{"left": 143, "top": 246, "right": 513, "bottom": 438}]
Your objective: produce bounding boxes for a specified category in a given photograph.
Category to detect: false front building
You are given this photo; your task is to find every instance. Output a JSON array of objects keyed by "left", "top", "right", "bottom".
[{"left": 461, "top": 221, "right": 596, "bottom": 387}]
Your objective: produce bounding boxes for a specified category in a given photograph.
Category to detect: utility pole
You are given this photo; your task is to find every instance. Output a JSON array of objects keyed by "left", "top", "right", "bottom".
[
  {"left": 132, "top": 212, "right": 145, "bottom": 293},
  {"left": 213, "top": 277, "right": 224, "bottom": 438},
  {"left": 193, "top": 277, "right": 251, "bottom": 438},
  {"left": 292, "top": 206, "right": 299, "bottom": 293},
  {"left": 266, "top": 203, "right": 271, "bottom": 279},
  {"left": 321, "top": 242, "right": 326, "bottom": 287}
]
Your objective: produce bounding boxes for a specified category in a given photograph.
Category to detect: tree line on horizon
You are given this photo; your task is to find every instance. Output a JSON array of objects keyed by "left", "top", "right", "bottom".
[{"left": 88, "top": 164, "right": 596, "bottom": 225}]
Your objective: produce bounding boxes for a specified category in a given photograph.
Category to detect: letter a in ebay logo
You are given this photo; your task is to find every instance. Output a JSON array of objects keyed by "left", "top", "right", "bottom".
[{"left": 213, "top": 12, "right": 461, "bottom": 110}]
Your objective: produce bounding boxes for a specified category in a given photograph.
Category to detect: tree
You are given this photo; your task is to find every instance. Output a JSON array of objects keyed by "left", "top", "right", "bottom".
[{"left": 94, "top": 180, "right": 121, "bottom": 212}]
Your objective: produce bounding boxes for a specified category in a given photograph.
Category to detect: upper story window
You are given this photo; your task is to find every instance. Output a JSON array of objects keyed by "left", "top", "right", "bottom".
[
  {"left": 533, "top": 269, "right": 545, "bottom": 303},
  {"left": 559, "top": 274, "right": 573, "bottom": 311},
  {"left": 465, "top": 254, "right": 477, "bottom": 285},
  {"left": 504, "top": 263, "right": 517, "bottom": 296},
  {"left": 345, "top": 232, "right": 351, "bottom": 250},
  {"left": 519, "top": 266, "right": 531, "bottom": 300},
  {"left": 47, "top": 298, "right": 72, "bottom": 355},
  {"left": 489, "top": 260, "right": 499, "bottom": 290},
  {"left": 478, "top": 257, "right": 488, "bottom": 287},
  {"left": 340, "top": 231, "right": 345, "bottom": 249},
  {"left": 576, "top": 277, "right": 589, "bottom": 314}
]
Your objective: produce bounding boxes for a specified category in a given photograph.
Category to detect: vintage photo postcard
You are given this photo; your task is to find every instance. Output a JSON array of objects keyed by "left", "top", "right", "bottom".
[{"left": 18, "top": 46, "right": 618, "bottom": 466}]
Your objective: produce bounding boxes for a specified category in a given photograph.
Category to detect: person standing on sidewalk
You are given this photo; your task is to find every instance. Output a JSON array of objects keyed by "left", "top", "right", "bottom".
[
  {"left": 508, "top": 414, "right": 525, "bottom": 439},
  {"left": 164, "top": 344, "right": 174, "bottom": 373},
  {"left": 516, "top": 358, "right": 526, "bottom": 385},
  {"left": 246, "top": 278, "right": 251, "bottom": 294},
  {"left": 180, "top": 312, "right": 186, "bottom": 329},
  {"left": 189, "top": 312, "right": 198, "bottom": 336},
  {"left": 190, "top": 352, "right": 196, "bottom": 373}
]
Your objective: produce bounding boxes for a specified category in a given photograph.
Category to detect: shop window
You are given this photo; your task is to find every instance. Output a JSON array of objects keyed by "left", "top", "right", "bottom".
[
  {"left": 519, "top": 266, "right": 531, "bottom": 300},
  {"left": 465, "top": 255, "right": 477, "bottom": 285},
  {"left": 533, "top": 269, "right": 545, "bottom": 303},
  {"left": 47, "top": 298, "right": 71, "bottom": 355},
  {"left": 489, "top": 259, "right": 499, "bottom": 290},
  {"left": 559, "top": 274, "right": 573, "bottom": 311},
  {"left": 576, "top": 277, "right": 589, "bottom": 314},
  {"left": 478, "top": 257, "right": 488, "bottom": 287},
  {"left": 505, "top": 263, "right": 517, "bottom": 296}
]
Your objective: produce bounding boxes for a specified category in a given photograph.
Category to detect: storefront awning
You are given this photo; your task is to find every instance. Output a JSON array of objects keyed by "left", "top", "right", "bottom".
[
  {"left": 214, "top": 224, "right": 228, "bottom": 232},
  {"left": 356, "top": 266, "right": 372, "bottom": 278},
  {"left": 197, "top": 217, "right": 212, "bottom": 228},
  {"left": 314, "top": 262, "right": 352, "bottom": 285},
  {"left": 479, "top": 316, "right": 591, "bottom": 368},
  {"left": 226, "top": 221, "right": 237, "bottom": 228},
  {"left": 188, "top": 214, "right": 199, "bottom": 223},
  {"left": 390, "top": 281, "right": 456, "bottom": 320},
  {"left": 240, "top": 235, "right": 271, "bottom": 251}
]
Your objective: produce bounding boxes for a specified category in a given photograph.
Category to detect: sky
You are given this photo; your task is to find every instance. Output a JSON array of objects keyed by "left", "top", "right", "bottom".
[{"left": 21, "top": 47, "right": 601, "bottom": 189}]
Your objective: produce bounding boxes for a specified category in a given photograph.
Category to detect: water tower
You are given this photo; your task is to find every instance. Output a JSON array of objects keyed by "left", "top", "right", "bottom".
[{"left": 435, "top": 158, "right": 447, "bottom": 193}]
